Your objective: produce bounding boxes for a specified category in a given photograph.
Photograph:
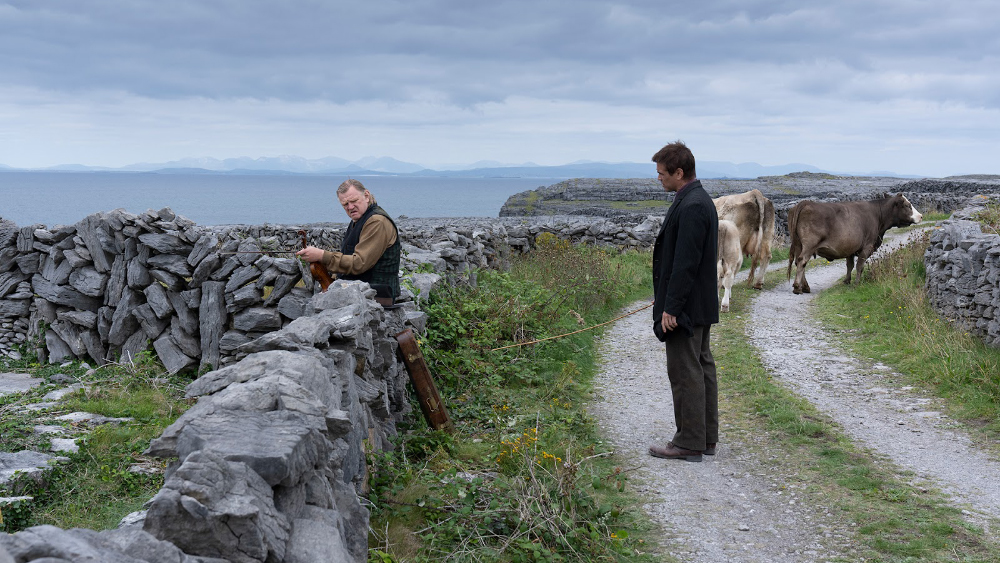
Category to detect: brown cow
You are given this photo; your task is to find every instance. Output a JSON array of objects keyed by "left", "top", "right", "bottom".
[
  {"left": 786, "top": 193, "right": 923, "bottom": 294},
  {"left": 717, "top": 219, "right": 742, "bottom": 313},
  {"left": 713, "top": 189, "right": 775, "bottom": 289}
]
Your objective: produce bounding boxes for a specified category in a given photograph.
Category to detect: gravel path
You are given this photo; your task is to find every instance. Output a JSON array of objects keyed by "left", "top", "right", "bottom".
[
  {"left": 590, "top": 231, "right": 1000, "bottom": 562},
  {"left": 749, "top": 238, "right": 1000, "bottom": 526}
]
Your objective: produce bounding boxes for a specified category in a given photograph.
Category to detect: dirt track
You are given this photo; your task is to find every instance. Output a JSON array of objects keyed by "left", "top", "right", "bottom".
[{"left": 590, "top": 232, "right": 1000, "bottom": 562}]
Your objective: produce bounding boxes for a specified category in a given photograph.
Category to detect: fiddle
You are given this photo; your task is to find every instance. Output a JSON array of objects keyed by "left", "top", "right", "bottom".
[{"left": 298, "top": 229, "right": 334, "bottom": 292}]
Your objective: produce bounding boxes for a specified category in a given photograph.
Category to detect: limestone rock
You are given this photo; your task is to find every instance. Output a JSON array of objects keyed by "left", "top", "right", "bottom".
[
  {"left": 138, "top": 233, "right": 194, "bottom": 255},
  {"left": 143, "top": 451, "right": 290, "bottom": 563},
  {"left": 31, "top": 275, "right": 102, "bottom": 312},
  {"left": 199, "top": 281, "right": 226, "bottom": 371},
  {"left": 184, "top": 349, "right": 338, "bottom": 403},
  {"left": 153, "top": 332, "right": 196, "bottom": 374},
  {"left": 68, "top": 266, "right": 107, "bottom": 297}
]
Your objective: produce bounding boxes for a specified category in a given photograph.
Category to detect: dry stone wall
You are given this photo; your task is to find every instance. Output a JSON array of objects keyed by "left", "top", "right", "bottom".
[
  {"left": 1, "top": 281, "right": 413, "bottom": 562},
  {"left": 924, "top": 195, "right": 1000, "bottom": 348},
  {"left": 0, "top": 212, "right": 662, "bottom": 367}
]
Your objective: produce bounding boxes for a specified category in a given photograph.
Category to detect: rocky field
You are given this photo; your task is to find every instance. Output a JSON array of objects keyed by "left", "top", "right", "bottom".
[{"left": 499, "top": 173, "right": 1000, "bottom": 235}]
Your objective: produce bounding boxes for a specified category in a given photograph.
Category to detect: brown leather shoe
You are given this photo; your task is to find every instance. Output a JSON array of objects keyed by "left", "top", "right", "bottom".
[
  {"left": 704, "top": 443, "right": 717, "bottom": 456},
  {"left": 648, "top": 442, "right": 702, "bottom": 462}
]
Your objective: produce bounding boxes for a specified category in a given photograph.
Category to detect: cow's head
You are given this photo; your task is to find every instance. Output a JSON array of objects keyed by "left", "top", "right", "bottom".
[{"left": 891, "top": 193, "right": 922, "bottom": 227}]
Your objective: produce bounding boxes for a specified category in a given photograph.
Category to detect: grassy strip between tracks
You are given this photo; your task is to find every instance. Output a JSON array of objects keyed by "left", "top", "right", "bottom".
[
  {"left": 815, "top": 229, "right": 1000, "bottom": 445},
  {"left": 713, "top": 231, "right": 1000, "bottom": 562}
]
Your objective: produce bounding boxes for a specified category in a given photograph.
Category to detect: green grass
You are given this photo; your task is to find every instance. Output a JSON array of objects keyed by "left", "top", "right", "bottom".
[
  {"left": 922, "top": 211, "right": 952, "bottom": 223},
  {"left": 522, "top": 191, "right": 540, "bottom": 213},
  {"left": 714, "top": 268, "right": 1000, "bottom": 562},
  {"left": 369, "top": 238, "right": 662, "bottom": 562},
  {"left": 0, "top": 352, "right": 191, "bottom": 532}
]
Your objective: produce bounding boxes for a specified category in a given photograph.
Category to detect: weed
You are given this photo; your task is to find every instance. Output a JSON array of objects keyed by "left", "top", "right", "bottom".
[
  {"left": 973, "top": 201, "right": 1000, "bottom": 235},
  {"left": 369, "top": 245, "right": 657, "bottom": 561}
]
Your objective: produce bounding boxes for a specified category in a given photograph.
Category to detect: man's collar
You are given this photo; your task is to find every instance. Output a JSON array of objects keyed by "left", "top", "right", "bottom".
[{"left": 676, "top": 178, "right": 698, "bottom": 195}]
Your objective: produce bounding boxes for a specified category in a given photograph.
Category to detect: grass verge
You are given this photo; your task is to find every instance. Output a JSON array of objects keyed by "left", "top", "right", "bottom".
[
  {"left": 712, "top": 245, "right": 1000, "bottom": 562},
  {"left": 368, "top": 236, "right": 661, "bottom": 562}
]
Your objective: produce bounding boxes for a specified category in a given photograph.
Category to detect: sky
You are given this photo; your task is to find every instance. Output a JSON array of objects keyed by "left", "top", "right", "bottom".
[{"left": 1, "top": 0, "right": 998, "bottom": 177}]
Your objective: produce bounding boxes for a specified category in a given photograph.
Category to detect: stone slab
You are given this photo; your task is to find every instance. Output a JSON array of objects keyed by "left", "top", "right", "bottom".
[
  {"left": 0, "top": 451, "right": 55, "bottom": 488},
  {"left": 50, "top": 438, "right": 79, "bottom": 454},
  {"left": 42, "top": 383, "right": 86, "bottom": 401},
  {"left": 0, "top": 373, "right": 43, "bottom": 397}
]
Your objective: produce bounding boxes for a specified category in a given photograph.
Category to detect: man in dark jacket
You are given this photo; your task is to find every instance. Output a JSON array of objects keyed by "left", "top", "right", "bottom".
[{"left": 649, "top": 141, "right": 720, "bottom": 463}]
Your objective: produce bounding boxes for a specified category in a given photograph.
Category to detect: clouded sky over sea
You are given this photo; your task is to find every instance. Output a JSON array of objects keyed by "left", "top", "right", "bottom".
[{"left": 1, "top": 1, "right": 997, "bottom": 177}]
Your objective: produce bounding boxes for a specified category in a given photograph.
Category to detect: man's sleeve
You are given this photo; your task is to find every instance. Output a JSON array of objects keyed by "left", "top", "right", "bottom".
[{"left": 320, "top": 216, "right": 397, "bottom": 275}]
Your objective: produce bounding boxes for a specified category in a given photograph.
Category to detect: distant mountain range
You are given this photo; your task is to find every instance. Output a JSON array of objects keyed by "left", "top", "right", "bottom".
[{"left": 0, "top": 155, "right": 919, "bottom": 179}]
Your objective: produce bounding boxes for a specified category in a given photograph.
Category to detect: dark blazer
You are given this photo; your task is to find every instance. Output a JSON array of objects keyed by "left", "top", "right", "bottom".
[{"left": 652, "top": 179, "right": 719, "bottom": 340}]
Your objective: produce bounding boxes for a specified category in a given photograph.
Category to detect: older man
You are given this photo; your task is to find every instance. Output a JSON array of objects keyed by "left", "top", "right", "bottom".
[{"left": 297, "top": 179, "right": 401, "bottom": 303}]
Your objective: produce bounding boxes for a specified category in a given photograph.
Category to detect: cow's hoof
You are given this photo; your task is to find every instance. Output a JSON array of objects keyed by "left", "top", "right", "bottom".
[
  {"left": 721, "top": 305, "right": 729, "bottom": 313},
  {"left": 803, "top": 286, "right": 811, "bottom": 293},
  {"left": 792, "top": 286, "right": 802, "bottom": 294},
  {"left": 752, "top": 283, "right": 764, "bottom": 290}
]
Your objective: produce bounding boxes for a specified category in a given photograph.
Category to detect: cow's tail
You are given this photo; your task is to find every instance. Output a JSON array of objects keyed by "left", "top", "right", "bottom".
[
  {"left": 786, "top": 202, "right": 802, "bottom": 280},
  {"left": 748, "top": 189, "right": 771, "bottom": 286},
  {"left": 761, "top": 197, "right": 775, "bottom": 262}
]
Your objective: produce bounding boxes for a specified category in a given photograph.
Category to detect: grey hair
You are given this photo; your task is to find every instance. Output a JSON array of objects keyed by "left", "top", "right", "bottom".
[{"left": 337, "top": 179, "right": 376, "bottom": 206}]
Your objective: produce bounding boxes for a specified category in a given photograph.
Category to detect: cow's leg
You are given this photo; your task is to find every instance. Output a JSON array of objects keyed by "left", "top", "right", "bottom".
[
  {"left": 844, "top": 255, "right": 855, "bottom": 284},
  {"left": 753, "top": 242, "right": 771, "bottom": 289},
  {"left": 756, "top": 224, "right": 773, "bottom": 290},
  {"left": 793, "top": 254, "right": 811, "bottom": 294},
  {"left": 719, "top": 261, "right": 734, "bottom": 313},
  {"left": 737, "top": 252, "right": 764, "bottom": 289},
  {"left": 752, "top": 253, "right": 767, "bottom": 290},
  {"left": 856, "top": 251, "right": 872, "bottom": 283},
  {"left": 718, "top": 260, "right": 728, "bottom": 312}
]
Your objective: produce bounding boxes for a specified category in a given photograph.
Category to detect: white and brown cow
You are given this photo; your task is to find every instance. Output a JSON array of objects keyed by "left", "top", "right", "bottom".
[
  {"left": 786, "top": 193, "right": 923, "bottom": 294},
  {"left": 717, "top": 219, "right": 742, "bottom": 313},
  {"left": 713, "top": 189, "right": 775, "bottom": 290}
]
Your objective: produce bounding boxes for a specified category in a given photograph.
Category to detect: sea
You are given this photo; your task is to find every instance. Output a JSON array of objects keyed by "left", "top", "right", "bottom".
[{"left": 0, "top": 171, "right": 563, "bottom": 227}]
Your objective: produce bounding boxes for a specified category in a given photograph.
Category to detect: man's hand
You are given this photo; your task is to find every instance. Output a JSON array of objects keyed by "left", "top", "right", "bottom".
[
  {"left": 296, "top": 246, "right": 324, "bottom": 263},
  {"left": 661, "top": 312, "right": 678, "bottom": 332}
]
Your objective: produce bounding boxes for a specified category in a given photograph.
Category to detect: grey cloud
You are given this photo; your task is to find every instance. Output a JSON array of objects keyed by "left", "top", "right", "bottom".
[{"left": 1, "top": 0, "right": 997, "bottom": 110}]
